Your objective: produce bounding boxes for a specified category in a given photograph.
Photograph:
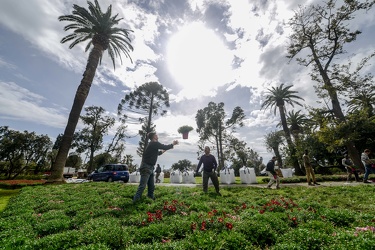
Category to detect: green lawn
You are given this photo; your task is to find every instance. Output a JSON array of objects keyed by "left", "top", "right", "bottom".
[
  {"left": 0, "top": 189, "right": 19, "bottom": 212},
  {"left": 1, "top": 181, "right": 374, "bottom": 249}
]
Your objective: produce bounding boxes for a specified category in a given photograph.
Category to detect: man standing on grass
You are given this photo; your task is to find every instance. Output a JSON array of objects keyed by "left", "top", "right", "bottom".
[
  {"left": 133, "top": 132, "right": 178, "bottom": 203},
  {"left": 303, "top": 149, "right": 320, "bottom": 186},
  {"left": 196, "top": 146, "right": 221, "bottom": 196}
]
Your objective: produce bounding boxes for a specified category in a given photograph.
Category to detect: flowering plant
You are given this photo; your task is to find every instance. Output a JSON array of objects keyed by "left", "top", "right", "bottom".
[
  {"left": 177, "top": 125, "right": 194, "bottom": 134},
  {"left": 0, "top": 180, "right": 46, "bottom": 189}
]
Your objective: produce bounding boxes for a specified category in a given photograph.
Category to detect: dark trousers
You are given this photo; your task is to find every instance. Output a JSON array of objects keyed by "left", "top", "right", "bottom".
[
  {"left": 346, "top": 167, "right": 360, "bottom": 182},
  {"left": 202, "top": 171, "right": 220, "bottom": 193}
]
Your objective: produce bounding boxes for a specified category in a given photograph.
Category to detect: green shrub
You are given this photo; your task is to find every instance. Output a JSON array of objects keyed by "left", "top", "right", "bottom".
[
  {"left": 80, "top": 216, "right": 126, "bottom": 248},
  {"left": 319, "top": 208, "right": 354, "bottom": 227},
  {"left": 1, "top": 183, "right": 375, "bottom": 249}
]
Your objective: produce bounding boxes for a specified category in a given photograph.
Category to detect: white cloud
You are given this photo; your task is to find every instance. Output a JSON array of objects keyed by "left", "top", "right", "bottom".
[
  {"left": 0, "top": 81, "right": 67, "bottom": 128},
  {"left": 0, "top": 0, "right": 374, "bottom": 168}
]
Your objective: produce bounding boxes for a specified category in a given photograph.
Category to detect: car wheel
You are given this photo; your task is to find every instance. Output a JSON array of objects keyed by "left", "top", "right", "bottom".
[{"left": 107, "top": 177, "right": 113, "bottom": 182}]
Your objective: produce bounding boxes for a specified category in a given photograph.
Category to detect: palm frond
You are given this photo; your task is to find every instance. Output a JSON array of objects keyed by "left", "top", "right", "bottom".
[{"left": 59, "top": 0, "right": 133, "bottom": 68}]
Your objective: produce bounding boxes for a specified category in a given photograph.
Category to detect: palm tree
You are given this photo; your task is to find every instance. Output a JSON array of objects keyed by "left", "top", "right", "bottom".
[
  {"left": 347, "top": 90, "right": 375, "bottom": 117},
  {"left": 48, "top": 0, "right": 133, "bottom": 183},
  {"left": 285, "top": 110, "right": 309, "bottom": 141},
  {"left": 261, "top": 83, "right": 304, "bottom": 175}
]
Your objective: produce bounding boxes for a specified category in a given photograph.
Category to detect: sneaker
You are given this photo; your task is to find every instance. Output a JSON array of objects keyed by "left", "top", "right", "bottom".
[
  {"left": 314, "top": 182, "right": 320, "bottom": 185},
  {"left": 216, "top": 192, "right": 222, "bottom": 196},
  {"left": 363, "top": 180, "right": 371, "bottom": 184},
  {"left": 308, "top": 183, "right": 315, "bottom": 186}
]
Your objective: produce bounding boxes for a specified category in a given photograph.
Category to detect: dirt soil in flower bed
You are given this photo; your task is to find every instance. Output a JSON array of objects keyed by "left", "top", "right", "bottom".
[{"left": 0, "top": 180, "right": 46, "bottom": 189}]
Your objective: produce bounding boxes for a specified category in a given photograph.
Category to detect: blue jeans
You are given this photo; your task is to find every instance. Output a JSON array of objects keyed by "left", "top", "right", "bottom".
[
  {"left": 133, "top": 163, "right": 155, "bottom": 202},
  {"left": 363, "top": 164, "right": 374, "bottom": 181}
]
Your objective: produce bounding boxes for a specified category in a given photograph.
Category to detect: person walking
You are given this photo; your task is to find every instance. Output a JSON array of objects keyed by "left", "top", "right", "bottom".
[
  {"left": 361, "top": 149, "right": 373, "bottom": 183},
  {"left": 155, "top": 164, "right": 162, "bottom": 183},
  {"left": 266, "top": 156, "right": 280, "bottom": 189},
  {"left": 196, "top": 146, "right": 221, "bottom": 196},
  {"left": 133, "top": 132, "right": 178, "bottom": 203},
  {"left": 303, "top": 149, "right": 320, "bottom": 186},
  {"left": 342, "top": 154, "right": 360, "bottom": 182}
]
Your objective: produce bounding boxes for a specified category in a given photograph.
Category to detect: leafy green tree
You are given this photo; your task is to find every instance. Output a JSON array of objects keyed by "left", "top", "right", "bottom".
[
  {"left": 196, "top": 102, "right": 245, "bottom": 170},
  {"left": 316, "top": 111, "right": 375, "bottom": 155},
  {"left": 75, "top": 106, "right": 115, "bottom": 173},
  {"left": 122, "top": 154, "right": 137, "bottom": 172},
  {"left": 50, "top": 0, "right": 133, "bottom": 183},
  {"left": 106, "top": 124, "right": 129, "bottom": 161},
  {"left": 264, "top": 131, "right": 284, "bottom": 168},
  {"left": 65, "top": 153, "right": 82, "bottom": 169},
  {"left": 287, "top": 0, "right": 374, "bottom": 170},
  {"left": 118, "top": 82, "right": 169, "bottom": 156},
  {"left": 261, "top": 84, "right": 304, "bottom": 175},
  {"left": 225, "top": 136, "right": 262, "bottom": 176},
  {"left": 91, "top": 152, "right": 116, "bottom": 170},
  {"left": 171, "top": 159, "right": 193, "bottom": 172},
  {"left": 0, "top": 126, "right": 52, "bottom": 179}
]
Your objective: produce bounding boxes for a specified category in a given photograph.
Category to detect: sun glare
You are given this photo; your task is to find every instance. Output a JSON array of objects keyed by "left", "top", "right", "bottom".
[{"left": 167, "top": 22, "right": 233, "bottom": 99}]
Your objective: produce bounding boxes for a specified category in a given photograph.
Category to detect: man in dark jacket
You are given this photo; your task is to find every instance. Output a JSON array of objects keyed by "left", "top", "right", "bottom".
[
  {"left": 266, "top": 156, "right": 280, "bottom": 189},
  {"left": 133, "top": 132, "right": 178, "bottom": 203},
  {"left": 196, "top": 146, "right": 221, "bottom": 195}
]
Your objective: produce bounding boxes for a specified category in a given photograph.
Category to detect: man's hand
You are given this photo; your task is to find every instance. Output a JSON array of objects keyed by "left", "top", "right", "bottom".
[{"left": 173, "top": 140, "right": 179, "bottom": 145}]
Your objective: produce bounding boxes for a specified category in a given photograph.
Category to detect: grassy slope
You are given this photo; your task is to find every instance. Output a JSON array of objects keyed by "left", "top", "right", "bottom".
[
  {"left": 1, "top": 182, "right": 374, "bottom": 249},
  {"left": 0, "top": 189, "right": 19, "bottom": 212}
]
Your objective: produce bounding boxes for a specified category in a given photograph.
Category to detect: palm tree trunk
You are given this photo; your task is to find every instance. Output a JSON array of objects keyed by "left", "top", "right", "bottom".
[
  {"left": 278, "top": 106, "right": 303, "bottom": 175},
  {"left": 47, "top": 46, "right": 103, "bottom": 183},
  {"left": 273, "top": 147, "right": 282, "bottom": 166}
]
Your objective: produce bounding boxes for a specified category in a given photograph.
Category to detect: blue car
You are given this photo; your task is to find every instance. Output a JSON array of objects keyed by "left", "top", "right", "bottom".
[{"left": 89, "top": 164, "right": 129, "bottom": 183}]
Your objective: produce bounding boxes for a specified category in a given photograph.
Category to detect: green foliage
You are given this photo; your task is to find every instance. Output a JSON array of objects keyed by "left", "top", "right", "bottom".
[
  {"left": 0, "top": 189, "right": 19, "bottom": 212},
  {"left": 118, "top": 82, "right": 169, "bottom": 157},
  {"left": 59, "top": 0, "right": 133, "bottom": 68},
  {"left": 195, "top": 102, "right": 246, "bottom": 169},
  {"left": 0, "top": 126, "right": 53, "bottom": 179},
  {"left": 1, "top": 183, "right": 375, "bottom": 249},
  {"left": 75, "top": 106, "right": 115, "bottom": 173},
  {"left": 171, "top": 159, "right": 193, "bottom": 171},
  {"left": 177, "top": 125, "right": 194, "bottom": 134}
]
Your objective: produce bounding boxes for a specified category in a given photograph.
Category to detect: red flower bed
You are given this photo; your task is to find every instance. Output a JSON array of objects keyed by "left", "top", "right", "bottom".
[{"left": 0, "top": 180, "right": 46, "bottom": 189}]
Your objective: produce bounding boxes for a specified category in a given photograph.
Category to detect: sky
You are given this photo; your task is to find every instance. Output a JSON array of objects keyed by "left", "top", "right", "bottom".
[{"left": 0, "top": 0, "right": 374, "bottom": 170}]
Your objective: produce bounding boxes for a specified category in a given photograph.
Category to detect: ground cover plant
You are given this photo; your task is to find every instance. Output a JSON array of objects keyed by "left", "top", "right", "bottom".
[
  {"left": 0, "top": 189, "right": 19, "bottom": 212},
  {"left": 1, "top": 182, "right": 374, "bottom": 249}
]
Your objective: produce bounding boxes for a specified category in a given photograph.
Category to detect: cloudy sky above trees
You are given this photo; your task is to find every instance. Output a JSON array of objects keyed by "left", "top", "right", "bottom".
[{"left": 0, "top": 0, "right": 374, "bottom": 168}]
